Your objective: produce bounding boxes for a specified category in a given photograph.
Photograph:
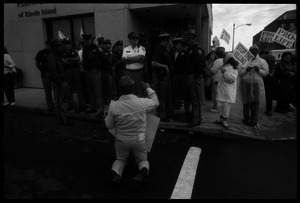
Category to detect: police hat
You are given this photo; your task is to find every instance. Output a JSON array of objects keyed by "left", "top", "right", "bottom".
[
  {"left": 184, "top": 32, "right": 197, "bottom": 39},
  {"left": 172, "top": 37, "right": 184, "bottom": 44},
  {"left": 62, "top": 38, "right": 71, "bottom": 44},
  {"left": 82, "top": 33, "right": 93, "bottom": 40},
  {"left": 158, "top": 33, "right": 171, "bottom": 41},
  {"left": 104, "top": 39, "right": 112, "bottom": 45},
  {"left": 128, "top": 32, "right": 139, "bottom": 39}
]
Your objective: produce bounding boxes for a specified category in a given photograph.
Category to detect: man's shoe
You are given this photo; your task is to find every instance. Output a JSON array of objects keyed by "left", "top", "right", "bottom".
[
  {"left": 188, "top": 122, "right": 201, "bottom": 128},
  {"left": 209, "top": 108, "right": 218, "bottom": 113},
  {"left": 2, "top": 102, "right": 11, "bottom": 106},
  {"left": 59, "top": 121, "right": 73, "bottom": 126},
  {"left": 249, "top": 121, "right": 257, "bottom": 127},
  {"left": 112, "top": 172, "right": 127, "bottom": 187},
  {"left": 264, "top": 111, "right": 272, "bottom": 116},
  {"left": 9, "top": 102, "right": 16, "bottom": 106},
  {"left": 65, "top": 105, "right": 74, "bottom": 111},
  {"left": 161, "top": 117, "right": 173, "bottom": 122},
  {"left": 242, "top": 120, "right": 250, "bottom": 125}
]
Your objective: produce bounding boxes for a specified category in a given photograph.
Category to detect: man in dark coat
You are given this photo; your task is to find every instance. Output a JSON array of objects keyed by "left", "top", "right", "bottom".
[{"left": 183, "top": 32, "right": 207, "bottom": 127}]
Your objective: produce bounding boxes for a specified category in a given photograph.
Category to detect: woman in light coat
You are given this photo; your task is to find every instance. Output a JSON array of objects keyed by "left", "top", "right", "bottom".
[
  {"left": 3, "top": 46, "right": 16, "bottom": 106},
  {"left": 213, "top": 53, "right": 239, "bottom": 129}
]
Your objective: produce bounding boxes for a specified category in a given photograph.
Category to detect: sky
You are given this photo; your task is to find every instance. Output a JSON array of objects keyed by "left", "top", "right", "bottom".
[{"left": 212, "top": 4, "right": 297, "bottom": 51}]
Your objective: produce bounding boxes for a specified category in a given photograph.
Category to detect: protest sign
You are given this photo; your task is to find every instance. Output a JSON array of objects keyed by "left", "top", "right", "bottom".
[
  {"left": 259, "top": 31, "right": 275, "bottom": 43},
  {"left": 220, "top": 28, "right": 230, "bottom": 45},
  {"left": 232, "top": 42, "right": 254, "bottom": 67},
  {"left": 108, "top": 114, "right": 160, "bottom": 152},
  {"left": 273, "top": 27, "right": 296, "bottom": 49}
]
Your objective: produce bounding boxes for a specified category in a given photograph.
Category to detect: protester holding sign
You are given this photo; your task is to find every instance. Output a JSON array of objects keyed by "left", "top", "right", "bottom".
[
  {"left": 239, "top": 45, "right": 269, "bottom": 127},
  {"left": 213, "top": 53, "right": 239, "bottom": 129}
]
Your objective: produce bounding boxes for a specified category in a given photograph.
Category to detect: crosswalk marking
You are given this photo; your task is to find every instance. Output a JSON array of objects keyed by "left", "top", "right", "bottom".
[{"left": 170, "top": 147, "right": 201, "bottom": 199}]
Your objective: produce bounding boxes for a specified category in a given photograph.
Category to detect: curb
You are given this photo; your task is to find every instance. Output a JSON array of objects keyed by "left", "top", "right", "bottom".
[{"left": 4, "top": 105, "right": 295, "bottom": 141}]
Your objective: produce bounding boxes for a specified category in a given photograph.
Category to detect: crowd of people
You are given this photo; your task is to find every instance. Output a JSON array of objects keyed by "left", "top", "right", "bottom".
[{"left": 3, "top": 30, "right": 297, "bottom": 188}]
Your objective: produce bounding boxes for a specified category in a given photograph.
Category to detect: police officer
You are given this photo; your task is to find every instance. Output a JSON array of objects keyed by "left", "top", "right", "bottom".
[
  {"left": 122, "top": 32, "right": 146, "bottom": 98},
  {"left": 82, "top": 33, "right": 104, "bottom": 119},
  {"left": 112, "top": 40, "right": 126, "bottom": 97},
  {"left": 100, "top": 38, "right": 117, "bottom": 107},
  {"left": 35, "top": 39, "right": 55, "bottom": 112},
  {"left": 170, "top": 37, "right": 185, "bottom": 111},
  {"left": 183, "top": 32, "right": 207, "bottom": 127},
  {"left": 47, "top": 39, "right": 72, "bottom": 126},
  {"left": 61, "top": 38, "right": 88, "bottom": 113},
  {"left": 151, "top": 33, "right": 174, "bottom": 122}
]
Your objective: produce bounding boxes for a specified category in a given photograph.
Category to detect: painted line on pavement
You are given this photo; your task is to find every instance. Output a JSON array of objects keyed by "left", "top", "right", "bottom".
[{"left": 170, "top": 147, "right": 201, "bottom": 199}]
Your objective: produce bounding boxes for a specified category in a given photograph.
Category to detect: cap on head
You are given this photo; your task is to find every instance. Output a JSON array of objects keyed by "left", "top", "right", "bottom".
[
  {"left": 158, "top": 33, "right": 171, "bottom": 41},
  {"left": 128, "top": 32, "right": 139, "bottom": 39},
  {"left": 172, "top": 37, "right": 184, "bottom": 45}
]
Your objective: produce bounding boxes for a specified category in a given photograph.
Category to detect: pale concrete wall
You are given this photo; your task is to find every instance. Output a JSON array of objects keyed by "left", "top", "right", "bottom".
[{"left": 94, "top": 7, "right": 127, "bottom": 46}]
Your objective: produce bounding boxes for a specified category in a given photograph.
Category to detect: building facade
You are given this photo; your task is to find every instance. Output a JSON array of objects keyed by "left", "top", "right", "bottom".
[
  {"left": 4, "top": 3, "right": 213, "bottom": 88},
  {"left": 252, "top": 9, "right": 296, "bottom": 52}
]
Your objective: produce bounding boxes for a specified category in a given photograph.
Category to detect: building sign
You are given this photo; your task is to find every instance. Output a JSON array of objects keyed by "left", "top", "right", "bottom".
[
  {"left": 259, "top": 31, "right": 275, "bottom": 43},
  {"left": 17, "top": 3, "right": 56, "bottom": 18},
  {"left": 233, "top": 42, "right": 254, "bottom": 67},
  {"left": 220, "top": 28, "right": 230, "bottom": 45},
  {"left": 273, "top": 27, "right": 296, "bottom": 49}
]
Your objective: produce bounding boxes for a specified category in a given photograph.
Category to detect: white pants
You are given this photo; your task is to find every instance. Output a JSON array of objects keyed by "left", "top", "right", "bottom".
[
  {"left": 112, "top": 138, "right": 149, "bottom": 176},
  {"left": 217, "top": 101, "right": 232, "bottom": 119}
]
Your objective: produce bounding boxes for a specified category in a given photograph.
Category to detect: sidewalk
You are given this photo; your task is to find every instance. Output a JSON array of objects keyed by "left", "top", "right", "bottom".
[{"left": 3, "top": 87, "right": 297, "bottom": 141}]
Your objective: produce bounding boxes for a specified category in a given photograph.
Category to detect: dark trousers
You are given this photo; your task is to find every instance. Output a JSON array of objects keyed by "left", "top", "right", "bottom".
[
  {"left": 41, "top": 76, "right": 54, "bottom": 110},
  {"left": 152, "top": 72, "right": 173, "bottom": 119},
  {"left": 126, "top": 69, "right": 145, "bottom": 98},
  {"left": 80, "top": 71, "right": 90, "bottom": 104},
  {"left": 263, "top": 75, "right": 273, "bottom": 113},
  {"left": 101, "top": 70, "right": 116, "bottom": 105},
  {"left": 3, "top": 73, "right": 15, "bottom": 103},
  {"left": 53, "top": 81, "right": 69, "bottom": 123},
  {"left": 85, "top": 68, "right": 104, "bottom": 113},
  {"left": 172, "top": 73, "right": 185, "bottom": 107},
  {"left": 66, "top": 68, "right": 86, "bottom": 109},
  {"left": 185, "top": 75, "right": 204, "bottom": 125},
  {"left": 243, "top": 101, "right": 260, "bottom": 124}
]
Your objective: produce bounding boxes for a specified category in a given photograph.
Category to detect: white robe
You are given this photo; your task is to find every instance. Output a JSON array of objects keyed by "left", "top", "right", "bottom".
[{"left": 215, "top": 64, "right": 238, "bottom": 103}]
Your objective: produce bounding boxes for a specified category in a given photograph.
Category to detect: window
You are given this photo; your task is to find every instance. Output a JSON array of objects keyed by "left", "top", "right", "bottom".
[{"left": 45, "top": 14, "right": 95, "bottom": 48}]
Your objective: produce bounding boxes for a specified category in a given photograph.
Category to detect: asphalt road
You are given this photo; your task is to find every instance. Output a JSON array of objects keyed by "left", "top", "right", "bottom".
[{"left": 3, "top": 108, "right": 297, "bottom": 199}]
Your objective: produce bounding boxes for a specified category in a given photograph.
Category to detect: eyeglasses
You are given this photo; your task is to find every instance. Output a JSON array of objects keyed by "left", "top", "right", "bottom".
[{"left": 130, "top": 38, "right": 139, "bottom": 40}]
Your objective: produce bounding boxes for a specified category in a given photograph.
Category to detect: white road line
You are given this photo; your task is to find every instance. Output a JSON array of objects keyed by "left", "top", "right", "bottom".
[{"left": 170, "top": 147, "right": 201, "bottom": 199}]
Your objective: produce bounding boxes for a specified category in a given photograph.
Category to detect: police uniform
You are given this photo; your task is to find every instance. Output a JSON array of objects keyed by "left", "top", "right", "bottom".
[
  {"left": 100, "top": 38, "right": 117, "bottom": 105},
  {"left": 82, "top": 34, "right": 104, "bottom": 116},
  {"left": 122, "top": 32, "right": 146, "bottom": 97},
  {"left": 35, "top": 40, "right": 54, "bottom": 112},
  {"left": 183, "top": 32, "right": 207, "bottom": 127},
  {"left": 61, "top": 38, "right": 87, "bottom": 112},
  {"left": 151, "top": 33, "right": 173, "bottom": 121},
  {"left": 47, "top": 39, "right": 71, "bottom": 125}
]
